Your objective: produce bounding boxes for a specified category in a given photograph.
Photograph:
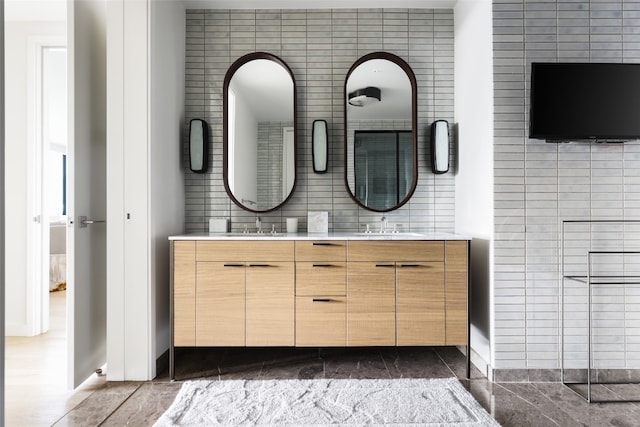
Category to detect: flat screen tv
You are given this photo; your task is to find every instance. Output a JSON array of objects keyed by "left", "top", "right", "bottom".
[{"left": 529, "top": 62, "right": 640, "bottom": 142}]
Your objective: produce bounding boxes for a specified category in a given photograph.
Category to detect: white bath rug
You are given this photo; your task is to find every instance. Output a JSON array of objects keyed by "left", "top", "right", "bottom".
[{"left": 154, "top": 377, "right": 500, "bottom": 426}]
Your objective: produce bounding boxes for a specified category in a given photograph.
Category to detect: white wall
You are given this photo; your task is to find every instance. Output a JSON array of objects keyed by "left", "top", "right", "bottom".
[
  {"left": 5, "top": 21, "right": 66, "bottom": 336},
  {"left": 453, "top": 0, "right": 494, "bottom": 368},
  {"left": 150, "top": 0, "right": 185, "bottom": 365}
]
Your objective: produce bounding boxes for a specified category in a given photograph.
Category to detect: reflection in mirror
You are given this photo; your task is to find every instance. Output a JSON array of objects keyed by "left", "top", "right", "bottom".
[
  {"left": 224, "top": 52, "right": 296, "bottom": 212},
  {"left": 189, "top": 118, "right": 209, "bottom": 173},
  {"left": 312, "top": 120, "right": 328, "bottom": 173},
  {"left": 345, "top": 52, "right": 417, "bottom": 212},
  {"left": 354, "top": 130, "right": 412, "bottom": 211}
]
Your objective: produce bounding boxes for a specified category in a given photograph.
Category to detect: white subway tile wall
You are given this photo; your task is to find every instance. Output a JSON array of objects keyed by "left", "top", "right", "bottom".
[
  {"left": 184, "top": 8, "right": 455, "bottom": 234},
  {"left": 494, "top": 0, "right": 640, "bottom": 371}
]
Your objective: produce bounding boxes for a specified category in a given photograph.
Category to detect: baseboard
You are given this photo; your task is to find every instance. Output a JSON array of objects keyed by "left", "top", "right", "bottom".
[
  {"left": 560, "top": 368, "right": 640, "bottom": 383},
  {"left": 5, "top": 323, "right": 34, "bottom": 337},
  {"left": 492, "top": 368, "right": 561, "bottom": 382},
  {"left": 469, "top": 325, "right": 491, "bottom": 379},
  {"left": 492, "top": 368, "right": 640, "bottom": 383},
  {"left": 470, "top": 347, "right": 492, "bottom": 380}
]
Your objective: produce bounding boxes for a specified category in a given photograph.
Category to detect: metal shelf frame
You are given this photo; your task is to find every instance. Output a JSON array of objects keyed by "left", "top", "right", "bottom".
[{"left": 561, "top": 220, "right": 640, "bottom": 403}]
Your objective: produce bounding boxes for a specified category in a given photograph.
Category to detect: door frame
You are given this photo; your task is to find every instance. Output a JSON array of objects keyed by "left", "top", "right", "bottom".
[{"left": 2, "top": 2, "right": 7, "bottom": 423}]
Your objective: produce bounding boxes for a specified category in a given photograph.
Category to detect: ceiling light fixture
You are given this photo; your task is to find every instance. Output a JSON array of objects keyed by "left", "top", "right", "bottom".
[{"left": 348, "top": 86, "right": 381, "bottom": 107}]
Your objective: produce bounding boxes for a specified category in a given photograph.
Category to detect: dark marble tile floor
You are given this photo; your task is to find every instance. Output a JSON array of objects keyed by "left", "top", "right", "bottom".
[{"left": 51, "top": 347, "right": 640, "bottom": 427}]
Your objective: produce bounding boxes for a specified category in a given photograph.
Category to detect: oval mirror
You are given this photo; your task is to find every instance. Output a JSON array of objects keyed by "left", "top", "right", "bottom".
[
  {"left": 224, "top": 52, "right": 297, "bottom": 212},
  {"left": 345, "top": 52, "right": 417, "bottom": 212}
]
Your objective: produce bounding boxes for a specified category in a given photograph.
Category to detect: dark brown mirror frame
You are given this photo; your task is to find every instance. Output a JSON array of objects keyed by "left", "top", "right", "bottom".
[
  {"left": 344, "top": 51, "right": 418, "bottom": 212},
  {"left": 223, "top": 52, "right": 297, "bottom": 213}
]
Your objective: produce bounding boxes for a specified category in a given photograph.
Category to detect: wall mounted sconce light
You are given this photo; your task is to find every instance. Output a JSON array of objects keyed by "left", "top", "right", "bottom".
[
  {"left": 312, "top": 120, "right": 328, "bottom": 173},
  {"left": 348, "top": 86, "right": 381, "bottom": 107},
  {"left": 189, "top": 118, "right": 209, "bottom": 173},
  {"left": 431, "top": 119, "right": 449, "bottom": 174}
]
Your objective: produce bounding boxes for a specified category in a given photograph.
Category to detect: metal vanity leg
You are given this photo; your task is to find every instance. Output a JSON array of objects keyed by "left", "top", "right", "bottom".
[
  {"left": 466, "top": 240, "right": 471, "bottom": 380},
  {"left": 170, "top": 241, "right": 175, "bottom": 381},
  {"left": 170, "top": 343, "right": 175, "bottom": 381}
]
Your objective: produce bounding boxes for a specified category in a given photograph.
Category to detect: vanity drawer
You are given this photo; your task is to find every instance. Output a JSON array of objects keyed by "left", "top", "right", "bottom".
[
  {"left": 295, "top": 296, "right": 346, "bottom": 347},
  {"left": 347, "top": 241, "right": 444, "bottom": 262},
  {"left": 196, "top": 241, "right": 294, "bottom": 262},
  {"left": 295, "top": 240, "right": 347, "bottom": 262},
  {"left": 296, "top": 262, "right": 346, "bottom": 296}
]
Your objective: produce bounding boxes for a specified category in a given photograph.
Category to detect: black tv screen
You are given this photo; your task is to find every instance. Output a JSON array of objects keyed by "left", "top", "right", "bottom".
[{"left": 529, "top": 62, "right": 640, "bottom": 141}]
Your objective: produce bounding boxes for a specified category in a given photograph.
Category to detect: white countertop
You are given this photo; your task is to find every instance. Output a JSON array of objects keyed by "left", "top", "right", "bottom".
[{"left": 168, "top": 231, "right": 471, "bottom": 241}]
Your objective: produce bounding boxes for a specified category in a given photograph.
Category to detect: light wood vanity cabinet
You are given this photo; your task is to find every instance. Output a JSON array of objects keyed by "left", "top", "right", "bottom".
[
  {"left": 347, "top": 261, "right": 396, "bottom": 346},
  {"left": 295, "top": 296, "right": 346, "bottom": 346},
  {"left": 347, "top": 241, "right": 447, "bottom": 346},
  {"left": 196, "top": 261, "right": 245, "bottom": 346},
  {"left": 345, "top": 240, "right": 468, "bottom": 346},
  {"left": 170, "top": 237, "right": 469, "bottom": 377},
  {"left": 295, "top": 241, "right": 347, "bottom": 346},
  {"left": 444, "top": 240, "right": 469, "bottom": 346},
  {"left": 245, "top": 261, "right": 294, "bottom": 346},
  {"left": 173, "top": 241, "right": 196, "bottom": 346},
  {"left": 172, "top": 240, "right": 295, "bottom": 347},
  {"left": 396, "top": 261, "right": 445, "bottom": 345}
]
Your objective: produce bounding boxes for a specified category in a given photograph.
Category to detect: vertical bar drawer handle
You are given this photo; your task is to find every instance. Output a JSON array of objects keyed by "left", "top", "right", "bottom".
[{"left": 312, "top": 298, "right": 332, "bottom": 302}]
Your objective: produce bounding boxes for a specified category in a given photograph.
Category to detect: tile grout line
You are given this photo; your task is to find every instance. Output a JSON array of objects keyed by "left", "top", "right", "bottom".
[{"left": 96, "top": 383, "right": 144, "bottom": 427}]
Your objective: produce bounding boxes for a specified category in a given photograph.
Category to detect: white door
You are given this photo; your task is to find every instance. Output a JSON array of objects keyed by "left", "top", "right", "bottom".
[{"left": 66, "top": 0, "right": 107, "bottom": 388}]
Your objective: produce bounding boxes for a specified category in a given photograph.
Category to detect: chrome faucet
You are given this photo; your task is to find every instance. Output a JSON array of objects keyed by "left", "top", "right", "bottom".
[
  {"left": 256, "top": 216, "right": 263, "bottom": 234},
  {"left": 380, "top": 216, "right": 388, "bottom": 233}
]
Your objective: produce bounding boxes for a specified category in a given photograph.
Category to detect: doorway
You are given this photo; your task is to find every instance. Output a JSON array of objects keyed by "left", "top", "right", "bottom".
[
  {"left": 41, "top": 45, "right": 68, "bottom": 332},
  {"left": 4, "top": 20, "right": 73, "bottom": 424},
  {"left": 38, "top": 45, "right": 68, "bottom": 336},
  {"left": 7, "top": 39, "right": 68, "bottom": 349}
]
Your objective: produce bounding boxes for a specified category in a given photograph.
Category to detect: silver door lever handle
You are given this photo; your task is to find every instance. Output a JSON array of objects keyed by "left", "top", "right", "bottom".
[{"left": 79, "top": 216, "right": 106, "bottom": 228}]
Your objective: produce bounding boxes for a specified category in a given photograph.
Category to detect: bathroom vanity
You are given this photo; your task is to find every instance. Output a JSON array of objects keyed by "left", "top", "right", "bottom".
[{"left": 169, "top": 232, "right": 471, "bottom": 379}]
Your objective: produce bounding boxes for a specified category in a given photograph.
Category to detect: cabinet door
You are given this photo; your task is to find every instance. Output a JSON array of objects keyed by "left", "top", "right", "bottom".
[
  {"left": 295, "top": 296, "right": 346, "bottom": 346},
  {"left": 446, "top": 241, "right": 468, "bottom": 345},
  {"left": 196, "top": 262, "right": 245, "bottom": 346},
  {"left": 246, "top": 262, "right": 295, "bottom": 346},
  {"left": 173, "top": 241, "right": 196, "bottom": 346},
  {"left": 347, "top": 262, "right": 396, "bottom": 346},
  {"left": 396, "top": 262, "right": 445, "bottom": 345}
]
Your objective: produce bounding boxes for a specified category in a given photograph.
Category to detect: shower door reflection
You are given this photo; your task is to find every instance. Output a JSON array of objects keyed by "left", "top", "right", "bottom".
[{"left": 353, "top": 130, "right": 412, "bottom": 211}]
